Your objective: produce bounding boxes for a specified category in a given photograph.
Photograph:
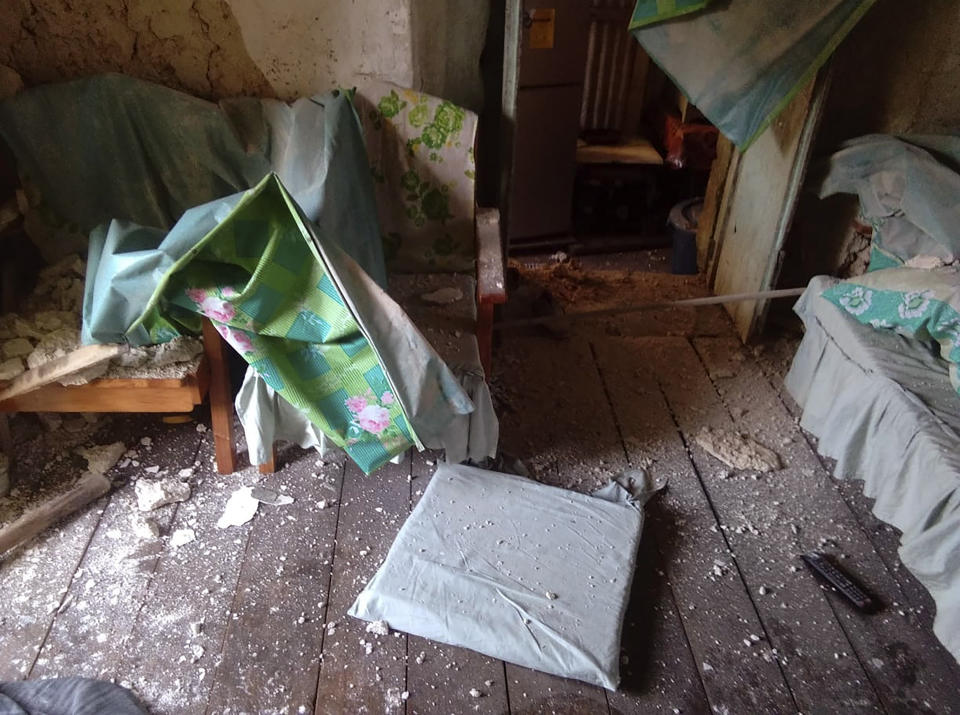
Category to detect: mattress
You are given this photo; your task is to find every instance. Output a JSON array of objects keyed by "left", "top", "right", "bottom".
[{"left": 786, "top": 275, "right": 960, "bottom": 664}]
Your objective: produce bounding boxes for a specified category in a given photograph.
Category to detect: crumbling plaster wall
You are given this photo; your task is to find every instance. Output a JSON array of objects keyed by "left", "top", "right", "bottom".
[
  {"left": 0, "top": 0, "right": 489, "bottom": 108},
  {"left": 778, "top": 0, "right": 960, "bottom": 289}
]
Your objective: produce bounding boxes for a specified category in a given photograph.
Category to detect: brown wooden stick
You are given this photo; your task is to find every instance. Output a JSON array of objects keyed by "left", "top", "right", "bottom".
[
  {"left": 202, "top": 319, "right": 237, "bottom": 475},
  {"left": 0, "top": 471, "right": 111, "bottom": 555},
  {"left": 494, "top": 287, "right": 807, "bottom": 330}
]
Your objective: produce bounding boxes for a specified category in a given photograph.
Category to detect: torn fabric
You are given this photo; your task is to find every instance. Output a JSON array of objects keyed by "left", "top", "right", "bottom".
[{"left": 630, "top": 0, "right": 874, "bottom": 149}]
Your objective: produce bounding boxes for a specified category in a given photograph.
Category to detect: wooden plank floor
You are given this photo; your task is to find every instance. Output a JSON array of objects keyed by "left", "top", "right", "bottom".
[{"left": 2, "top": 311, "right": 960, "bottom": 712}]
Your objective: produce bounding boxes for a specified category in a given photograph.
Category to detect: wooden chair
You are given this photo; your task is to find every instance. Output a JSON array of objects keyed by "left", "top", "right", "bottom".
[
  {"left": 0, "top": 319, "right": 237, "bottom": 476},
  {"left": 256, "top": 84, "right": 507, "bottom": 473}
]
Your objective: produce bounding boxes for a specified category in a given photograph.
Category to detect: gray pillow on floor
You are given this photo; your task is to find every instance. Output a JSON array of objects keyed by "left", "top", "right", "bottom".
[{"left": 349, "top": 463, "right": 653, "bottom": 689}]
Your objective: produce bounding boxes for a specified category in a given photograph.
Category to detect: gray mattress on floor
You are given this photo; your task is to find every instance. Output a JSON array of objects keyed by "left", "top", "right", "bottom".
[{"left": 786, "top": 275, "right": 960, "bottom": 664}]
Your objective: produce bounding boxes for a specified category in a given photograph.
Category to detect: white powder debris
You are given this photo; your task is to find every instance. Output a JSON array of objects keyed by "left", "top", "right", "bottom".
[
  {"left": 468, "top": 688, "right": 483, "bottom": 698},
  {"left": 131, "top": 515, "right": 160, "bottom": 539},
  {"left": 415, "top": 651, "right": 425, "bottom": 665},
  {"left": 76, "top": 441, "right": 126, "bottom": 477},
  {"left": 217, "top": 487, "right": 260, "bottom": 528},
  {"left": 695, "top": 427, "right": 780, "bottom": 472},
  {"left": 135, "top": 477, "right": 191, "bottom": 511},
  {"left": 170, "top": 528, "right": 196, "bottom": 547},
  {"left": 190, "top": 644, "right": 205, "bottom": 662},
  {"left": 365, "top": 619, "right": 390, "bottom": 636},
  {"left": 385, "top": 687, "right": 404, "bottom": 709},
  {"left": 545, "top": 591, "right": 558, "bottom": 600}
]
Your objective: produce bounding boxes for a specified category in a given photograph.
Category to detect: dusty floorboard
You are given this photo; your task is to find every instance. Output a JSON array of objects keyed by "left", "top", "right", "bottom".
[{"left": 1, "top": 262, "right": 959, "bottom": 714}]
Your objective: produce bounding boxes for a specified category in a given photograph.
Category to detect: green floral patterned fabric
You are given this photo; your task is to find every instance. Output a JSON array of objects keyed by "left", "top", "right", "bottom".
[
  {"left": 353, "top": 82, "right": 477, "bottom": 273},
  {"left": 822, "top": 266, "right": 960, "bottom": 395},
  {"left": 130, "top": 174, "right": 418, "bottom": 473}
]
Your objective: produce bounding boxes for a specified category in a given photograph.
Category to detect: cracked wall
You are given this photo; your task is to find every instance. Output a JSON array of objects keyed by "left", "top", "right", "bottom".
[
  {"left": 0, "top": 0, "right": 274, "bottom": 99},
  {"left": 0, "top": 0, "right": 489, "bottom": 107}
]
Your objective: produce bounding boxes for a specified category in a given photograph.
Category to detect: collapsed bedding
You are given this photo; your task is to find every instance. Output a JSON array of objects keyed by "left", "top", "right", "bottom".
[{"left": 787, "top": 276, "right": 960, "bottom": 664}]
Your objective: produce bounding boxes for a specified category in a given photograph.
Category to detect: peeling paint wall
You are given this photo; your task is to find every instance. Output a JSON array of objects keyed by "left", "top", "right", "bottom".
[
  {"left": 0, "top": 0, "right": 274, "bottom": 98},
  {"left": 0, "top": 0, "right": 489, "bottom": 107}
]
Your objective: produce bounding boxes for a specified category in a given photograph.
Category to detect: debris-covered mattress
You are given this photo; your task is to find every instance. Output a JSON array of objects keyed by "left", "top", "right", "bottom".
[
  {"left": 786, "top": 276, "right": 960, "bottom": 664},
  {"left": 349, "top": 463, "right": 659, "bottom": 689}
]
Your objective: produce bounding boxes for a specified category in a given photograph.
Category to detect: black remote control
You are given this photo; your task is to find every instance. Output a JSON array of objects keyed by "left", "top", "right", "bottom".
[{"left": 802, "top": 551, "right": 876, "bottom": 612}]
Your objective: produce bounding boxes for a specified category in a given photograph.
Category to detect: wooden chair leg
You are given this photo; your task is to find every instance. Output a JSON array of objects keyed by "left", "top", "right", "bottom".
[
  {"left": 258, "top": 444, "right": 276, "bottom": 474},
  {"left": 477, "top": 302, "right": 495, "bottom": 378},
  {"left": 202, "top": 319, "right": 237, "bottom": 475}
]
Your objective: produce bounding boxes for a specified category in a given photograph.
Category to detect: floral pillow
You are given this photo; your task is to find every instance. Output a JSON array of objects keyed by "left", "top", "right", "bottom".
[{"left": 822, "top": 266, "right": 960, "bottom": 394}]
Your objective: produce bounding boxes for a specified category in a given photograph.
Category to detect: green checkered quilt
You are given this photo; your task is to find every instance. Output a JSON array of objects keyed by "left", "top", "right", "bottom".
[{"left": 131, "top": 174, "right": 419, "bottom": 473}]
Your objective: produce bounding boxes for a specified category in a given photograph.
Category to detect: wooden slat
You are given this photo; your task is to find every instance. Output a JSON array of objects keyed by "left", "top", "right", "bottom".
[
  {"left": 711, "top": 69, "right": 831, "bottom": 340},
  {"left": 495, "top": 336, "right": 620, "bottom": 713},
  {"left": 643, "top": 336, "right": 885, "bottom": 711},
  {"left": 592, "top": 337, "right": 791, "bottom": 713},
  {"left": 31, "top": 419, "right": 204, "bottom": 679},
  {"left": 0, "top": 355, "right": 206, "bottom": 414},
  {"left": 0, "top": 499, "right": 105, "bottom": 679},
  {"left": 696, "top": 336, "right": 960, "bottom": 709},
  {"left": 0, "top": 343, "right": 125, "bottom": 403},
  {"left": 314, "top": 454, "right": 410, "bottom": 713},
  {"left": 404, "top": 450, "right": 511, "bottom": 714},
  {"left": 206, "top": 453, "right": 346, "bottom": 713},
  {"left": 116, "top": 435, "right": 255, "bottom": 712}
]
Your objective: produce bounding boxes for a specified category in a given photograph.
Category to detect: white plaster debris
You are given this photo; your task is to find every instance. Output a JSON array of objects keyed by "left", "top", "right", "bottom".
[
  {"left": 905, "top": 254, "right": 947, "bottom": 270},
  {"left": 695, "top": 427, "right": 780, "bottom": 472},
  {"left": 144, "top": 465, "right": 161, "bottom": 474},
  {"left": 140, "top": 437, "right": 153, "bottom": 447},
  {"left": 196, "top": 423, "right": 207, "bottom": 433},
  {"left": 365, "top": 619, "right": 390, "bottom": 636},
  {"left": 178, "top": 467, "right": 194, "bottom": 479},
  {"left": 385, "top": 687, "right": 404, "bottom": 709},
  {"left": 420, "top": 286, "right": 463, "bottom": 305},
  {"left": 545, "top": 591, "right": 558, "bottom": 600},
  {"left": 250, "top": 486, "right": 294, "bottom": 506},
  {"left": 190, "top": 644, "right": 205, "bottom": 662},
  {"left": 468, "top": 688, "right": 483, "bottom": 698},
  {"left": 170, "top": 528, "right": 196, "bottom": 547},
  {"left": 76, "top": 441, "right": 126, "bottom": 477},
  {"left": 0, "top": 356, "right": 25, "bottom": 381},
  {"left": 131, "top": 514, "right": 161, "bottom": 540},
  {"left": 216, "top": 486, "right": 260, "bottom": 528},
  {"left": 135, "top": 477, "right": 191, "bottom": 511}
]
